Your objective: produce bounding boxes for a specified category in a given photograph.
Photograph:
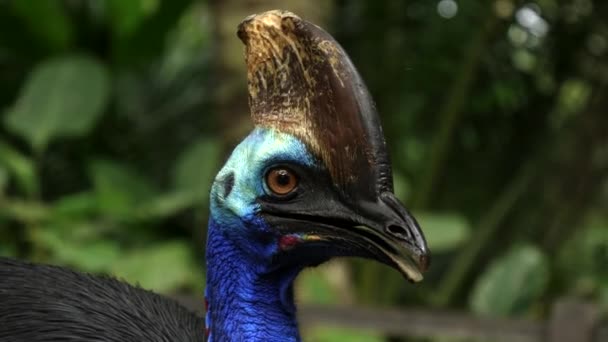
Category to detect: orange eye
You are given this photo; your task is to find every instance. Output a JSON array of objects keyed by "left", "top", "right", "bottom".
[{"left": 266, "top": 167, "right": 298, "bottom": 196}]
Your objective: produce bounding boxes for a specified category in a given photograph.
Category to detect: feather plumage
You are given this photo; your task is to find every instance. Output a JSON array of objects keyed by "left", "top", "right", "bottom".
[{"left": 0, "top": 258, "right": 205, "bottom": 342}]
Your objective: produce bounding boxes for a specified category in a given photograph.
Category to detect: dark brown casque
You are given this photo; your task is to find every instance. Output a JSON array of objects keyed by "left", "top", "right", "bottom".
[{"left": 237, "top": 10, "right": 393, "bottom": 200}]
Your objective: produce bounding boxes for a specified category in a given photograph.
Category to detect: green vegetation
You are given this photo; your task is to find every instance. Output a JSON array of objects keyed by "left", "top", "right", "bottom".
[{"left": 1, "top": 0, "right": 607, "bottom": 340}]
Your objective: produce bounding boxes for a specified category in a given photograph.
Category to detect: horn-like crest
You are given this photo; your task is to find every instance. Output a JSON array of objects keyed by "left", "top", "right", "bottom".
[{"left": 237, "top": 10, "right": 392, "bottom": 198}]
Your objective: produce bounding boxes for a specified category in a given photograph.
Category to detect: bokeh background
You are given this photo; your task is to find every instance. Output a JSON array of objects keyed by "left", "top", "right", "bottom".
[{"left": 1, "top": 0, "right": 607, "bottom": 341}]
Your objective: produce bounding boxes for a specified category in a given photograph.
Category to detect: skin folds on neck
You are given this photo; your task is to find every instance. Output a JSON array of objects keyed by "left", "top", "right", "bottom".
[{"left": 205, "top": 219, "right": 301, "bottom": 342}]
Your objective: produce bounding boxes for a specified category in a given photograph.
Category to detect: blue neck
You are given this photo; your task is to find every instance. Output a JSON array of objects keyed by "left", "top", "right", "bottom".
[{"left": 205, "top": 219, "right": 301, "bottom": 341}]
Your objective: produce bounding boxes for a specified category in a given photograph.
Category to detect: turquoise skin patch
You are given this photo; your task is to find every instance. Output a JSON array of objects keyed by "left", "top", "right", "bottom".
[{"left": 210, "top": 127, "right": 315, "bottom": 228}]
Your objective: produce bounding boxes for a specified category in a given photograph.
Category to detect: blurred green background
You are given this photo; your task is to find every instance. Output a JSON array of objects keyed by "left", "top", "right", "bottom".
[{"left": 0, "top": 0, "right": 607, "bottom": 341}]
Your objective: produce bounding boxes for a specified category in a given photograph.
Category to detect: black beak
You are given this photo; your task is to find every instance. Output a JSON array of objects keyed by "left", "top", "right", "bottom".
[
  {"left": 260, "top": 190, "right": 430, "bottom": 282},
  {"left": 344, "top": 192, "right": 429, "bottom": 282}
]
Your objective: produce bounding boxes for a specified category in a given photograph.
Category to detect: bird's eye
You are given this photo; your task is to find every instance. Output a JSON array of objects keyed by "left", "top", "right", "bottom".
[{"left": 265, "top": 167, "right": 298, "bottom": 196}]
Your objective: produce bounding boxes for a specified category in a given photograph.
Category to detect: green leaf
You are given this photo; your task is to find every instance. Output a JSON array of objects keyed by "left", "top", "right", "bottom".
[
  {"left": 4, "top": 55, "right": 110, "bottom": 152},
  {"left": 0, "top": 141, "right": 38, "bottom": 196},
  {"left": 557, "top": 215, "right": 608, "bottom": 296},
  {"left": 52, "top": 192, "right": 99, "bottom": 219},
  {"left": 172, "top": 138, "right": 220, "bottom": 204},
  {"left": 112, "top": 0, "right": 191, "bottom": 65},
  {"left": 106, "top": 0, "right": 153, "bottom": 38},
  {"left": 110, "top": 240, "right": 200, "bottom": 293},
  {"left": 10, "top": 0, "right": 73, "bottom": 51},
  {"left": 36, "top": 224, "right": 121, "bottom": 273},
  {"left": 414, "top": 212, "right": 471, "bottom": 252},
  {"left": 470, "top": 244, "right": 549, "bottom": 317},
  {"left": 0, "top": 200, "right": 49, "bottom": 223},
  {"left": 137, "top": 191, "right": 200, "bottom": 219},
  {"left": 89, "top": 159, "right": 159, "bottom": 218}
]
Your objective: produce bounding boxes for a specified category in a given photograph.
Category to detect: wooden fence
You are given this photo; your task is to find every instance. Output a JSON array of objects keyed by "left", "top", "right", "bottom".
[{"left": 173, "top": 296, "right": 607, "bottom": 342}]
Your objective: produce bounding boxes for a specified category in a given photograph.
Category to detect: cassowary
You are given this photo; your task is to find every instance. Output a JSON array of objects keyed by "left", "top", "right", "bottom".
[{"left": 0, "top": 10, "right": 429, "bottom": 342}]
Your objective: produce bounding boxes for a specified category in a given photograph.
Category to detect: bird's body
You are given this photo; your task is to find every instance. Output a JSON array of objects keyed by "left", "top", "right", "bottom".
[
  {"left": 0, "top": 10, "right": 429, "bottom": 342},
  {"left": 0, "top": 258, "right": 205, "bottom": 341}
]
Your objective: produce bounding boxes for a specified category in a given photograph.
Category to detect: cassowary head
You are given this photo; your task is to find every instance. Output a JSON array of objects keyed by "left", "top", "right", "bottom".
[{"left": 209, "top": 10, "right": 429, "bottom": 282}]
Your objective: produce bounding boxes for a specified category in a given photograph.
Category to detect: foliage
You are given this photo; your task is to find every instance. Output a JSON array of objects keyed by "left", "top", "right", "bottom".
[
  {"left": 5, "top": 56, "right": 110, "bottom": 153},
  {"left": 415, "top": 212, "right": 470, "bottom": 252},
  {"left": 331, "top": 0, "right": 608, "bottom": 323},
  {"left": 556, "top": 214, "right": 608, "bottom": 307},
  {"left": 469, "top": 244, "right": 549, "bottom": 317},
  {"left": 0, "top": 0, "right": 213, "bottom": 294}
]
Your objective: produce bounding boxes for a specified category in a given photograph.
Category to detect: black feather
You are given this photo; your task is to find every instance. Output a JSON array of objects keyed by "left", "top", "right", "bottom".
[{"left": 0, "top": 258, "right": 205, "bottom": 342}]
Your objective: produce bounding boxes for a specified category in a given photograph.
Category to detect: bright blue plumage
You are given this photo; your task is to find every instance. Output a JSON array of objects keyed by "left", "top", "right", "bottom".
[
  {"left": 205, "top": 128, "right": 315, "bottom": 341},
  {"left": 206, "top": 219, "right": 301, "bottom": 341}
]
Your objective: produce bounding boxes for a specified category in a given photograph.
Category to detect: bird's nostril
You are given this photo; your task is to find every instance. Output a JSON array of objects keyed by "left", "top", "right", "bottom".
[{"left": 386, "top": 224, "right": 410, "bottom": 240}]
